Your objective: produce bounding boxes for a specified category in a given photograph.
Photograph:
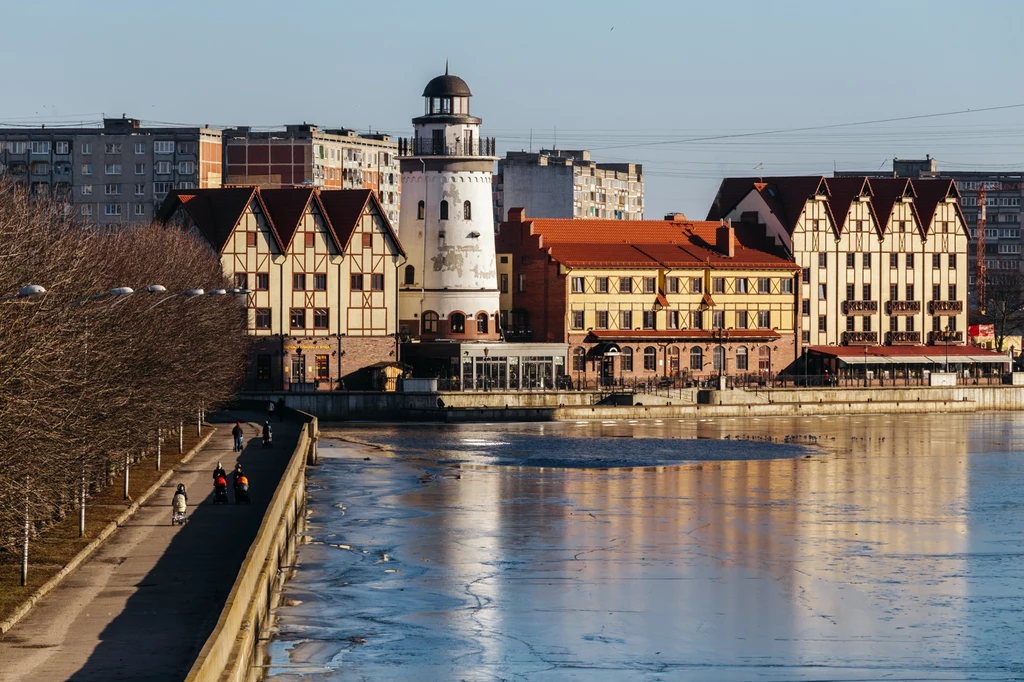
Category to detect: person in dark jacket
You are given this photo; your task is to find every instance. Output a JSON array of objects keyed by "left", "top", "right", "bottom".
[
  {"left": 231, "top": 422, "right": 244, "bottom": 451},
  {"left": 261, "top": 421, "right": 272, "bottom": 448},
  {"left": 213, "top": 461, "right": 226, "bottom": 482},
  {"left": 275, "top": 398, "right": 285, "bottom": 420},
  {"left": 231, "top": 463, "right": 245, "bottom": 486}
]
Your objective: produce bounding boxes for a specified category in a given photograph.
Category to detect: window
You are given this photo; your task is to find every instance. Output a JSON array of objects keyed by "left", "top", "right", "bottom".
[
  {"left": 758, "top": 278, "right": 771, "bottom": 294},
  {"left": 104, "top": 204, "right": 121, "bottom": 216},
  {"left": 690, "top": 310, "right": 702, "bottom": 330},
  {"left": 439, "top": 200, "right": 449, "bottom": 220},
  {"left": 847, "top": 253, "right": 855, "bottom": 268},
  {"left": 933, "top": 254, "right": 941, "bottom": 269},
  {"left": 134, "top": 142, "right": 145, "bottom": 155},
  {"left": 933, "top": 284, "right": 941, "bottom": 300},
  {"left": 154, "top": 141, "right": 174, "bottom": 154},
  {"left": 55, "top": 141, "right": 69, "bottom": 155},
  {"left": 736, "top": 278, "right": 748, "bottom": 293},
  {"left": 255, "top": 309, "right": 271, "bottom": 330},
  {"left": 104, "top": 164, "right": 122, "bottom": 175},
  {"left": 906, "top": 316, "right": 915, "bottom": 332},
  {"left": 666, "top": 277, "right": 679, "bottom": 294},
  {"left": 713, "top": 346, "right": 725, "bottom": 372},
  {"left": 405, "top": 265, "right": 416, "bottom": 286},
  {"left": 570, "top": 310, "right": 585, "bottom": 329},
  {"left": 621, "top": 347, "right": 633, "bottom": 372},
  {"left": 801, "top": 300, "right": 810, "bottom": 315},
  {"left": 499, "top": 273, "right": 508, "bottom": 293},
  {"left": 818, "top": 284, "right": 827, "bottom": 299},
  {"left": 314, "top": 308, "right": 329, "bottom": 329},
  {"left": 863, "top": 253, "right": 871, "bottom": 268},
  {"left": 290, "top": 308, "right": 305, "bottom": 329},
  {"left": 818, "top": 253, "right": 827, "bottom": 267},
  {"left": 30, "top": 141, "right": 50, "bottom": 154},
  {"left": 948, "top": 284, "right": 957, "bottom": 300},
  {"left": 81, "top": 143, "right": 92, "bottom": 154},
  {"left": 293, "top": 273, "right": 307, "bottom": 291},
  {"left": 890, "top": 253, "right": 898, "bottom": 268},
  {"left": 890, "top": 284, "right": 898, "bottom": 301},
  {"left": 846, "top": 284, "right": 855, "bottom": 301},
  {"left": 315, "top": 355, "right": 329, "bottom": 381},
  {"left": 642, "top": 277, "right": 656, "bottom": 294},
  {"left": 81, "top": 184, "right": 93, "bottom": 196},
  {"left": 667, "top": 310, "right": 680, "bottom": 329},
  {"left": 104, "top": 143, "right": 121, "bottom": 154},
  {"left": 417, "top": 201, "right": 425, "bottom": 220},
  {"left": 932, "top": 316, "right": 941, "bottom": 332},
  {"left": 643, "top": 310, "right": 656, "bottom": 329},
  {"left": 361, "top": 232, "right": 372, "bottom": 249},
  {"left": 780, "top": 278, "right": 793, "bottom": 294},
  {"left": 371, "top": 274, "right": 384, "bottom": 291},
  {"left": 736, "top": 310, "right": 748, "bottom": 328},
  {"left": 246, "top": 231, "right": 257, "bottom": 247},
  {"left": 906, "top": 284, "right": 914, "bottom": 300},
  {"left": 712, "top": 310, "right": 725, "bottom": 329},
  {"left": 690, "top": 347, "right": 703, "bottom": 371},
  {"left": 134, "top": 204, "right": 145, "bottom": 216},
  {"left": 314, "top": 274, "right": 327, "bottom": 291},
  {"left": 801, "top": 268, "right": 811, "bottom": 282},
  {"left": 949, "top": 254, "right": 957, "bottom": 269},
  {"left": 736, "top": 346, "right": 748, "bottom": 371},
  {"left": 758, "top": 310, "right": 771, "bottom": 328},
  {"left": 80, "top": 205, "right": 92, "bottom": 216},
  {"left": 620, "top": 277, "right": 633, "bottom": 293},
  {"left": 350, "top": 274, "right": 363, "bottom": 290},
  {"left": 154, "top": 182, "right": 171, "bottom": 194},
  {"left": 155, "top": 161, "right": 171, "bottom": 174},
  {"left": 178, "top": 142, "right": 196, "bottom": 155},
  {"left": 899, "top": 220, "right": 907, "bottom": 233},
  {"left": 476, "top": 313, "right": 488, "bottom": 334},
  {"left": 890, "top": 316, "right": 898, "bottom": 332},
  {"left": 423, "top": 311, "right": 439, "bottom": 333},
  {"left": 571, "top": 277, "right": 585, "bottom": 293},
  {"left": 862, "top": 284, "right": 871, "bottom": 300},
  {"left": 595, "top": 310, "right": 609, "bottom": 328},
  {"left": 463, "top": 201, "right": 472, "bottom": 220},
  {"left": 104, "top": 183, "right": 120, "bottom": 195},
  {"left": 820, "top": 316, "right": 828, "bottom": 332},
  {"left": 620, "top": 310, "right": 632, "bottom": 329},
  {"left": 574, "top": 347, "right": 587, "bottom": 372},
  {"left": 846, "top": 316, "right": 855, "bottom": 332},
  {"left": 906, "top": 253, "right": 914, "bottom": 268},
  {"left": 863, "top": 316, "right": 872, "bottom": 332},
  {"left": 518, "top": 274, "right": 526, "bottom": 292},
  {"left": 178, "top": 161, "right": 195, "bottom": 174},
  {"left": 643, "top": 346, "right": 657, "bottom": 371},
  {"left": 134, "top": 183, "right": 145, "bottom": 196},
  {"left": 82, "top": 163, "right": 93, "bottom": 175},
  {"left": 449, "top": 312, "right": 465, "bottom": 333},
  {"left": 713, "top": 278, "right": 725, "bottom": 294},
  {"left": 256, "top": 273, "right": 269, "bottom": 290},
  {"left": 690, "top": 277, "right": 702, "bottom": 294},
  {"left": 596, "top": 277, "right": 609, "bottom": 293}
]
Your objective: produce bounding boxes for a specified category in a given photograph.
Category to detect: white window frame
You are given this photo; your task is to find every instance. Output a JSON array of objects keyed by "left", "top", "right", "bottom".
[
  {"left": 154, "top": 141, "right": 174, "bottom": 154},
  {"left": 134, "top": 163, "right": 145, "bottom": 175},
  {"left": 104, "top": 143, "right": 122, "bottom": 154},
  {"left": 55, "top": 141, "right": 69, "bottom": 155},
  {"left": 155, "top": 161, "right": 172, "bottom": 174},
  {"left": 104, "top": 184, "right": 121, "bottom": 196},
  {"left": 134, "top": 142, "right": 145, "bottom": 155},
  {"left": 80, "top": 143, "right": 92, "bottom": 154},
  {"left": 104, "top": 163, "right": 122, "bottom": 175},
  {"left": 30, "top": 141, "right": 51, "bottom": 155},
  {"left": 154, "top": 182, "right": 171, "bottom": 194},
  {"left": 80, "top": 205, "right": 93, "bottom": 216},
  {"left": 81, "top": 184, "right": 93, "bottom": 196},
  {"left": 134, "top": 204, "right": 146, "bottom": 216},
  {"left": 178, "top": 161, "right": 195, "bottom": 174},
  {"left": 135, "top": 183, "right": 145, "bottom": 196},
  {"left": 104, "top": 204, "right": 122, "bottom": 216}
]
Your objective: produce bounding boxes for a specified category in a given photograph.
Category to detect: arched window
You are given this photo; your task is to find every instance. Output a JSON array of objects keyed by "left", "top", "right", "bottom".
[
  {"left": 713, "top": 346, "right": 725, "bottom": 372},
  {"left": 417, "top": 200, "right": 424, "bottom": 220},
  {"left": 404, "top": 265, "right": 415, "bottom": 285},
  {"left": 439, "top": 200, "right": 449, "bottom": 221},
  {"left": 621, "top": 346, "right": 633, "bottom": 372},
  {"left": 643, "top": 346, "right": 657, "bottom": 371},
  {"left": 736, "top": 345, "right": 749, "bottom": 371},
  {"left": 449, "top": 312, "right": 465, "bottom": 333},
  {"left": 476, "top": 312, "right": 488, "bottom": 334},
  {"left": 689, "top": 346, "right": 703, "bottom": 371},
  {"left": 463, "top": 200, "right": 472, "bottom": 220},
  {"left": 422, "top": 311, "right": 439, "bottom": 333},
  {"left": 572, "top": 346, "right": 586, "bottom": 372}
]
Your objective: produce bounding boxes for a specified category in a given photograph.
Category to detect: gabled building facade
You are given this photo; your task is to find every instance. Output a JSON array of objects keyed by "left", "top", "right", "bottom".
[
  {"left": 496, "top": 209, "right": 800, "bottom": 386},
  {"left": 707, "top": 176, "right": 969, "bottom": 349},
  {"left": 158, "top": 186, "right": 405, "bottom": 390}
]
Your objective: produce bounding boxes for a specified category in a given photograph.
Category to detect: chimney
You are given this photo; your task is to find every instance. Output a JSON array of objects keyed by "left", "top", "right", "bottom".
[
  {"left": 507, "top": 207, "right": 526, "bottom": 223},
  {"left": 664, "top": 212, "right": 687, "bottom": 221},
  {"left": 716, "top": 220, "right": 735, "bottom": 257}
]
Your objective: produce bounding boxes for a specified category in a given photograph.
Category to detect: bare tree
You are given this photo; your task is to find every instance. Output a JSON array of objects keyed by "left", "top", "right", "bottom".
[{"left": 980, "top": 271, "right": 1024, "bottom": 353}]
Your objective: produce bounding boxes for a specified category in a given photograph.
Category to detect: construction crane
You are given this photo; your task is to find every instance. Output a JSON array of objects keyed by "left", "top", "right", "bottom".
[{"left": 977, "top": 185, "right": 987, "bottom": 316}]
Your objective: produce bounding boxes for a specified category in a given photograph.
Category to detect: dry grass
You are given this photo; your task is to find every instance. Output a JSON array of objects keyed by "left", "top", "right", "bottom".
[{"left": 0, "top": 428, "right": 208, "bottom": 622}]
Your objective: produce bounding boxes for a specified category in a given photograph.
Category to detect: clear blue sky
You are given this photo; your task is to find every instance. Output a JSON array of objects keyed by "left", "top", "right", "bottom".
[{"left": 3, "top": 0, "right": 1023, "bottom": 218}]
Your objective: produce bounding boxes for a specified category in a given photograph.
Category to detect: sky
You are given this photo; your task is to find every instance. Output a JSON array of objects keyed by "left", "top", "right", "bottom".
[{"left": 3, "top": 0, "right": 1024, "bottom": 218}]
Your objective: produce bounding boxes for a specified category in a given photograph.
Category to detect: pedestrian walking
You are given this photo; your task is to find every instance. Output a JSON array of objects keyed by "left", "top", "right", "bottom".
[
  {"left": 276, "top": 397, "right": 285, "bottom": 420},
  {"left": 232, "top": 421, "right": 244, "bottom": 452},
  {"left": 267, "top": 400, "right": 275, "bottom": 422}
]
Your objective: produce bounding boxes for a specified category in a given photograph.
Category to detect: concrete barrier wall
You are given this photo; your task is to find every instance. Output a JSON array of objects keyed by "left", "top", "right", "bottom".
[{"left": 184, "top": 413, "right": 317, "bottom": 682}]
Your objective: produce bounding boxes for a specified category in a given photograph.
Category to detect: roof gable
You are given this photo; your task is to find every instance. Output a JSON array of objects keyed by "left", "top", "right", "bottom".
[
  {"left": 869, "top": 178, "right": 922, "bottom": 235},
  {"left": 913, "top": 178, "right": 967, "bottom": 235},
  {"left": 157, "top": 187, "right": 258, "bottom": 253},
  {"left": 707, "top": 176, "right": 833, "bottom": 235},
  {"left": 258, "top": 188, "right": 314, "bottom": 250},
  {"left": 318, "top": 189, "right": 406, "bottom": 257}
]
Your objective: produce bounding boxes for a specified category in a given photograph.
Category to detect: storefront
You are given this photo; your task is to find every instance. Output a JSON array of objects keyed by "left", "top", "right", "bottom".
[{"left": 402, "top": 342, "right": 569, "bottom": 391}]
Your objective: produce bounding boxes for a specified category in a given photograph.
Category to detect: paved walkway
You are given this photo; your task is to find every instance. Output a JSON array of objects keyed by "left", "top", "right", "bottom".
[{"left": 0, "top": 410, "right": 301, "bottom": 682}]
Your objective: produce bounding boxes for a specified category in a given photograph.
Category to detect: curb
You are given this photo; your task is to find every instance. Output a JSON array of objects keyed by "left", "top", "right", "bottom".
[{"left": 0, "top": 426, "right": 218, "bottom": 636}]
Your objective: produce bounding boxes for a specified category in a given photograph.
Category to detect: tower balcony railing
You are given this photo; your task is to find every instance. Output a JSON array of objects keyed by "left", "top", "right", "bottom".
[
  {"left": 841, "top": 331, "right": 878, "bottom": 345},
  {"left": 928, "top": 330, "right": 963, "bottom": 344},
  {"left": 841, "top": 300, "right": 878, "bottom": 315},
  {"left": 885, "top": 300, "right": 921, "bottom": 315},
  {"left": 885, "top": 331, "right": 921, "bottom": 345},
  {"left": 928, "top": 300, "right": 963, "bottom": 314},
  {"left": 398, "top": 137, "right": 497, "bottom": 158}
]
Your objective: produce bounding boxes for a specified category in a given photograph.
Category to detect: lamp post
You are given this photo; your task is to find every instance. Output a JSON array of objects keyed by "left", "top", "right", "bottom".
[
  {"left": 944, "top": 324, "right": 952, "bottom": 373},
  {"left": 863, "top": 344, "right": 869, "bottom": 388}
]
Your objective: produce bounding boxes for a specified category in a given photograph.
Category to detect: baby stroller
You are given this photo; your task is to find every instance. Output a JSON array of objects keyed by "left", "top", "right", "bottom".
[
  {"left": 213, "top": 476, "right": 229, "bottom": 505},
  {"left": 171, "top": 484, "right": 188, "bottom": 525},
  {"left": 234, "top": 475, "right": 251, "bottom": 504}
]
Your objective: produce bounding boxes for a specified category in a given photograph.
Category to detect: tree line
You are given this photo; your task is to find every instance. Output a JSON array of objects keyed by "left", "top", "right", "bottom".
[{"left": 0, "top": 179, "right": 248, "bottom": 584}]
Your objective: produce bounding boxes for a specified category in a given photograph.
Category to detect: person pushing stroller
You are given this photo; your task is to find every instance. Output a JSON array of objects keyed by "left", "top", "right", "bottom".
[
  {"left": 213, "top": 462, "right": 229, "bottom": 505},
  {"left": 261, "top": 421, "right": 272, "bottom": 449},
  {"left": 171, "top": 483, "right": 188, "bottom": 525},
  {"left": 232, "top": 463, "right": 251, "bottom": 504}
]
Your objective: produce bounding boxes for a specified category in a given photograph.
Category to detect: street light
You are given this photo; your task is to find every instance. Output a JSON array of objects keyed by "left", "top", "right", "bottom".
[{"left": 0, "top": 284, "right": 47, "bottom": 302}]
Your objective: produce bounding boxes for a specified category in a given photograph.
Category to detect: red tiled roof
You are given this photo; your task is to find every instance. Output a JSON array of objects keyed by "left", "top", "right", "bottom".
[
  {"left": 590, "top": 329, "right": 781, "bottom": 341},
  {"left": 655, "top": 292, "right": 669, "bottom": 307},
  {"left": 259, "top": 188, "right": 314, "bottom": 250}
]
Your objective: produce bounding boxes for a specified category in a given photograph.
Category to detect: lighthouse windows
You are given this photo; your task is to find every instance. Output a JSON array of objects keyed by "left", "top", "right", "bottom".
[
  {"left": 463, "top": 201, "right": 472, "bottom": 220},
  {"left": 417, "top": 201, "right": 425, "bottom": 220},
  {"left": 440, "top": 200, "right": 449, "bottom": 220},
  {"left": 404, "top": 265, "right": 415, "bottom": 285}
]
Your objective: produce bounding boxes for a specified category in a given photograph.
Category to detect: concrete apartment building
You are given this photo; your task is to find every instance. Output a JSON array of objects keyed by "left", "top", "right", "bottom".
[
  {"left": 496, "top": 209, "right": 799, "bottom": 385},
  {"left": 222, "top": 125, "right": 401, "bottom": 225},
  {"left": 0, "top": 116, "right": 222, "bottom": 224},
  {"left": 157, "top": 186, "right": 406, "bottom": 391},
  {"left": 707, "top": 176, "right": 970, "bottom": 351},
  {"left": 493, "top": 149, "right": 644, "bottom": 223}
]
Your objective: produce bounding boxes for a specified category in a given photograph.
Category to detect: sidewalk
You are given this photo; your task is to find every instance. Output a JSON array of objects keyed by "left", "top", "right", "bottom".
[{"left": 0, "top": 411, "right": 301, "bottom": 682}]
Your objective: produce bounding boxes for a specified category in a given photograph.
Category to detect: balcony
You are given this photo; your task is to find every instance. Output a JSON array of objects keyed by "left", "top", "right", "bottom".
[
  {"left": 885, "top": 331, "right": 921, "bottom": 345},
  {"left": 841, "top": 300, "right": 878, "bottom": 315},
  {"left": 398, "top": 136, "right": 497, "bottom": 158},
  {"left": 928, "top": 300, "right": 963, "bottom": 314},
  {"left": 841, "top": 331, "right": 878, "bottom": 345},
  {"left": 929, "top": 330, "right": 964, "bottom": 344},
  {"left": 886, "top": 300, "right": 921, "bottom": 315}
]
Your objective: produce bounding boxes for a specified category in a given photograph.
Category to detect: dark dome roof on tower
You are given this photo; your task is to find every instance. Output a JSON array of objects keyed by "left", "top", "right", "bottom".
[{"left": 422, "top": 70, "right": 472, "bottom": 98}]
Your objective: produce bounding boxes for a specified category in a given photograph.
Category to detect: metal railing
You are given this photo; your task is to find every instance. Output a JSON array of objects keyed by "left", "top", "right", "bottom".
[
  {"left": 928, "top": 330, "right": 964, "bottom": 344},
  {"left": 841, "top": 331, "right": 879, "bottom": 345},
  {"left": 841, "top": 300, "right": 878, "bottom": 314},
  {"left": 886, "top": 300, "right": 921, "bottom": 314},
  {"left": 397, "top": 136, "right": 497, "bottom": 157},
  {"left": 928, "top": 300, "right": 963, "bottom": 314},
  {"left": 885, "top": 330, "right": 921, "bottom": 344}
]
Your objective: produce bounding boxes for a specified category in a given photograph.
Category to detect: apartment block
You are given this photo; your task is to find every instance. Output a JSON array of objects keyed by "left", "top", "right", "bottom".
[
  {"left": 223, "top": 124, "right": 400, "bottom": 225},
  {"left": 0, "top": 116, "right": 221, "bottom": 224},
  {"left": 157, "top": 186, "right": 406, "bottom": 391},
  {"left": 707, "top": 175, "right": 970, "bottom": 349},
  {"left": 496, "top": 209, "right": 799, "bottom": 385},
  {"left": 493, "top": 149, "right": 643, "bottom": 223}
]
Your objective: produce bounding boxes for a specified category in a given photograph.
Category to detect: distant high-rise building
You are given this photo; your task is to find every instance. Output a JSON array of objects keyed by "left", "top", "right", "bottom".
[
  {"left": 222, "top": 124, "right": 400, "bottom": 224},
  {"left": 0, "top": 116, "right": 222, "bottom": 224},
  {"left": 493, "top": 149, "right": 643, "bottom": 223}
]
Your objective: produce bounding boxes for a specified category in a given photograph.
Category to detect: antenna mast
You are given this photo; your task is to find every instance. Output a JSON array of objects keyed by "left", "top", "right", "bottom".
[{"left": 977, "top": 185, "right": 987, "bottom": 316}]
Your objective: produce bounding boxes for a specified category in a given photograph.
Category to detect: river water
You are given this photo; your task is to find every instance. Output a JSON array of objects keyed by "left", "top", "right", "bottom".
[{"left": 265, "top": 413, "right": 1024, "bottom": 681}]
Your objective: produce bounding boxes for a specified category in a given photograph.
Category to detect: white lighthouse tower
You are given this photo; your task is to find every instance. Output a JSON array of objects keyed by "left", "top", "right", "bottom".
[{"left": 397, "top": 67, "right": 500, "bottom": 341}]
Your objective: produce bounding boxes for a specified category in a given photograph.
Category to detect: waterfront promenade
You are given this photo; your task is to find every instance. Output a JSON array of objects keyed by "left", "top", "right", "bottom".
[{"left": 0, "top": 411, "right": 300, "bottom": 682}]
